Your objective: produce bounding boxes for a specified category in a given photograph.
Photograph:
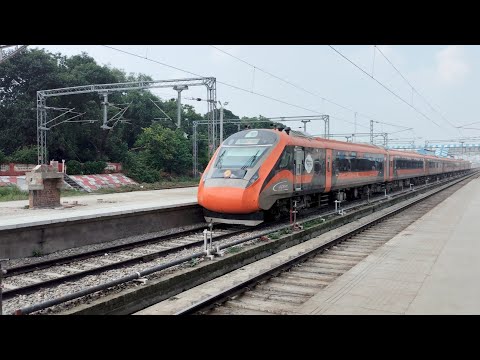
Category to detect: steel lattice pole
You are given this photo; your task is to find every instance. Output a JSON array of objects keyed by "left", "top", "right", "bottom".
[
  {"left": 37, "top": 93, "right": 47, "bottom": 164},
  {"left": 193, "top": 121, "right": 198, "bottom": 177}
]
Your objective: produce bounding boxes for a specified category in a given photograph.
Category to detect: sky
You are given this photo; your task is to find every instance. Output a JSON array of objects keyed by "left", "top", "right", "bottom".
[{"left": 31, "top": 45, "right": 480, "bottom": 146}]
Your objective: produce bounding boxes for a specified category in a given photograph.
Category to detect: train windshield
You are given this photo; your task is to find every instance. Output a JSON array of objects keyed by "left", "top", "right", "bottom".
[
  {"left": 213, "top": 129, "right": 279, "bottom": 170},
  {"left": 215, "top": 146, "right": 268, "bottom": 169}
]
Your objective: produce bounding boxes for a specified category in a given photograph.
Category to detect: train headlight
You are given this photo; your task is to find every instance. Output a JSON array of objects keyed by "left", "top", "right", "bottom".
[{"left": 247, "top": 170, "right": 260, "bottom": 188}]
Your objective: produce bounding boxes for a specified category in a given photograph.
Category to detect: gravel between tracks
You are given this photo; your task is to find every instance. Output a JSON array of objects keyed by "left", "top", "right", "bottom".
[{"left": 3, "top": 222, "right": 206, "bottom": 269}]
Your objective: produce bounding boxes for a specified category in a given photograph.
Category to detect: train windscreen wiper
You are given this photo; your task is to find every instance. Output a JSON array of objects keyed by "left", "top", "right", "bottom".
[
  {"left": 241, "top": 150, "right": 260, "bottom": 170},
  {"left": 215, "top": 150, "right": 227, "bottom": 169}
]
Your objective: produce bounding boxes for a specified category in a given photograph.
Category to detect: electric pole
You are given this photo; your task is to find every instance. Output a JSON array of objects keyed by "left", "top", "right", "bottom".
[
  {"left": 100, "top": 93, "right": 109, "bottom": 129},
  {"left": 173, "top": 85, "right": 188, "bottom": 128},
  {"left": 301, "top": 119, "right": 311, "bottom": 132},
  {"left": 218, "top": 101, "right": 229, "bottom": 144},
  {"left": 370, "top": 120, "right": 374, "bottom": 144},
  {"left": 354, "top": 112, "right": 357, "bottom": 142}
]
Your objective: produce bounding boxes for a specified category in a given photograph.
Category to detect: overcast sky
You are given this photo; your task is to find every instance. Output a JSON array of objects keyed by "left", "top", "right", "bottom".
[{"left": 32, "top": 45, "right": 479, "bottom": 145}]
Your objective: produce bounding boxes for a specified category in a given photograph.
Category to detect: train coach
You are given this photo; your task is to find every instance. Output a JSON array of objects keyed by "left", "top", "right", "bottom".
[{"left": 198, "top": 128, "right": 470, "bottom": 225}]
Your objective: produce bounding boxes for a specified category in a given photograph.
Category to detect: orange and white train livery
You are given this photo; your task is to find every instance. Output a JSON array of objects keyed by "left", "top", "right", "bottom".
[{"left": 198, "top": 128, "right": 470, "bottom": 226}]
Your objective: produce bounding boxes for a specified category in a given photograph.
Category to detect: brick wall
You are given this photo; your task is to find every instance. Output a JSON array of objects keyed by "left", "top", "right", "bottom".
[
  {"left": 104, "top": 162, "right": 122, "bottom": 173},
  {"left": 0, "top": 162, "right": 122, "bottom": 176},
  {"left": 29, "top": 179, "right": 61, "bottom": 208},
  {"left": 0, "top": 163, "right": 64, "bottom": 176}
]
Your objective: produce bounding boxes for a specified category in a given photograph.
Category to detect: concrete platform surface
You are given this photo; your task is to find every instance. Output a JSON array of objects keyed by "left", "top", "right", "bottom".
[
  {"left": 0, "top": 186, "right": 198, "bottom": 230},
  {"left": 299, "top": 177, "right": 480, "bottom": 315}
]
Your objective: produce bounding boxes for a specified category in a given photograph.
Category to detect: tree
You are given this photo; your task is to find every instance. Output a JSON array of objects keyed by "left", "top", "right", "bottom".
[
  {"left": 0, "top": 49, "right": 62, "bottom": 155},
  {"left": 123, "top": 152, "right": 160, "bottom": 183},
  {"left": 0, "top": 49, "right": 162, "bottom": 162},
  {"left": 0, "top": 150, "right": 7, "bottom": 164},
  {"left": 0, "top": 47, "right": 276, "bottom": 179},
  {"left": 134, "top": 124, "right": 192, "bottom": 175},
  {"left": 9, "top": 146, "right": 37, "bottom": 164},
  {"left": 239, "top": 115, "right": 285, "bottom": 130}
]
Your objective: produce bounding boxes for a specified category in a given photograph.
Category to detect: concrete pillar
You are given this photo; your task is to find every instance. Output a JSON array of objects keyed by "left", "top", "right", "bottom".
[{"left": 26, "top": 161, "right": 64, "bottom": 209}]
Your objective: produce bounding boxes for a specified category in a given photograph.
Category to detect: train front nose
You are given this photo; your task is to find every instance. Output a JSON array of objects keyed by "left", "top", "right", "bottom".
[{"left": 198, "top": 184, "right": 259, "bottom": 214}]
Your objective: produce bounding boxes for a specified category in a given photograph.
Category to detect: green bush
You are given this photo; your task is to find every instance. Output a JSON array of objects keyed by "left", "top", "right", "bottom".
[
  {"left": 131, "top": 167, "right": 160, "bottom": 183},
  {"left": 9, "top": 146, "right": 37, "bottom": 164},
  {"left": 123, "top": 152, "right": 159, "bottom": 183},
  {"left": 125, "top": 161, "right": 160, "bottom": 183},
  {"left": 66, "top": 160, "right": 107, "bottom": 175},
  {"left": 66, "top": 160, "right": 83, "bottom": 175},
  {"left": 83, "top": 161, "right": 107, "bottom": 175}
]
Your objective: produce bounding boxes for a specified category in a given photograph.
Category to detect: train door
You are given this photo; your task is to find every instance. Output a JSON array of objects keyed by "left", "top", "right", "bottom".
[
  {"left": 325, "top": 149, "right": 332, "bottom": 192},
  {"left": 390, "top": 157, "right": 394, "bottom": 180},
  {"left": 294, "top": 147, "right": 304, "bottom": 191},
  {"left": 384, "top": 155, "right": 387, "bottom": 182}
]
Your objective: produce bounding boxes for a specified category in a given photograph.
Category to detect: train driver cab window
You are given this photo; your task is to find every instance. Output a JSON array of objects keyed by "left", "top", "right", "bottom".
[
  {"left": 314, "top": 160, "right": 321, "bottom": 174},
  {"left": 279, "top": 149, "right": 292, "bottom": 169}
]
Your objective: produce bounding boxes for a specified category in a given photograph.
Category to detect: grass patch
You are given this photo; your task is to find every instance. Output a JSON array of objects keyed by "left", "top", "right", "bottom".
[
  {"left": 266, "top": 227, "right": 295, "bottom": 240},
  {"left": 268, "top": 232, "right": 281, "bottom": 240},
  {"left": 302, "top": 218, "right": 326, "bottom": 229},
  {"left": 32, "top": 249, "right": 44, "bottom": 257},
  {"left": 227, "top": 246, "right": 241, "bottom": 254},
  {"left": 188, "top": 258, "right": 200, "bottom": 267},
  {"left": 0, "top": 186, "right": 86, "bottom": 202},
  {"left": 0, "top": 186, "right": 28, "bottom": 202},
  {"left": 61, "top": 189, "right": 85, "bottom": 197}
]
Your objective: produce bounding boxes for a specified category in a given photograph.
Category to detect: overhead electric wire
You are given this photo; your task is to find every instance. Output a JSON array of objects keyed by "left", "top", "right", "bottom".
[
  {"left": 210, "top": 45, "right": 375, "bottom": 127},
  {"left": 328, "top": 45, "right": 442, "bottom": 128},
  {"left": 102, "top": 45, "right": 368, "bottom": 129},
  {"left": 457, "top": 120, "right": 480, "bottom": 128},
  {"left": 373, "top": 119, "right": 410, "bottom": 129},
  {"left": 374, "top": 45, "right": 458, "bottom": 130}
]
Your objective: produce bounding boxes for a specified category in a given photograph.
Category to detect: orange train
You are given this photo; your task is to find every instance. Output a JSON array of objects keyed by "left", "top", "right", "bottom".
[{"left": 198, "top": 128, "right": 471, "bottom": 226}]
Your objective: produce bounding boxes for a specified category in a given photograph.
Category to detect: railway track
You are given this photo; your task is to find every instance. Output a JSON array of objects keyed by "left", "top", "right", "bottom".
[
  {"left": 1, "top": 226, "right": 252, "bottom": 309},
  {"left": 174, "top": 172, "right": 477, "bottom": 315},
  {"left": 4, "top": 217, "right": 311, "bottom": 314},
  {"left": 5, "top": 225, "right": 219, "bottom": 278},
  {"left": 0, "top": 179, "right": 424, "bottom": 300},
  {"left": 2, "top": 172, "right": 472, "bottom": 315}
]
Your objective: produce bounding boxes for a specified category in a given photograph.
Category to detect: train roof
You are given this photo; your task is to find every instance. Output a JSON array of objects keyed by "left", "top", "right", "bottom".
[
  {"left": 387, "top": 148, "right": 432, "bottom": 158},
  {"left": 313, "top": 137, "right": 387, "bottom": 152},
  {"left": 275, "top": 130, "right": 387, "bottom": 153},
  {"left": 264, "top": 129, "right": 469, "bottom": 163}
]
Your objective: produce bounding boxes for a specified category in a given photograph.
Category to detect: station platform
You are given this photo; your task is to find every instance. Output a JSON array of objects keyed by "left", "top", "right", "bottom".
[
  {"left": 299, "top": 177, "right": 480, "bottom": 315},
  {"left": 0, "top": 186, "right": 198, "bottom": 230}
]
